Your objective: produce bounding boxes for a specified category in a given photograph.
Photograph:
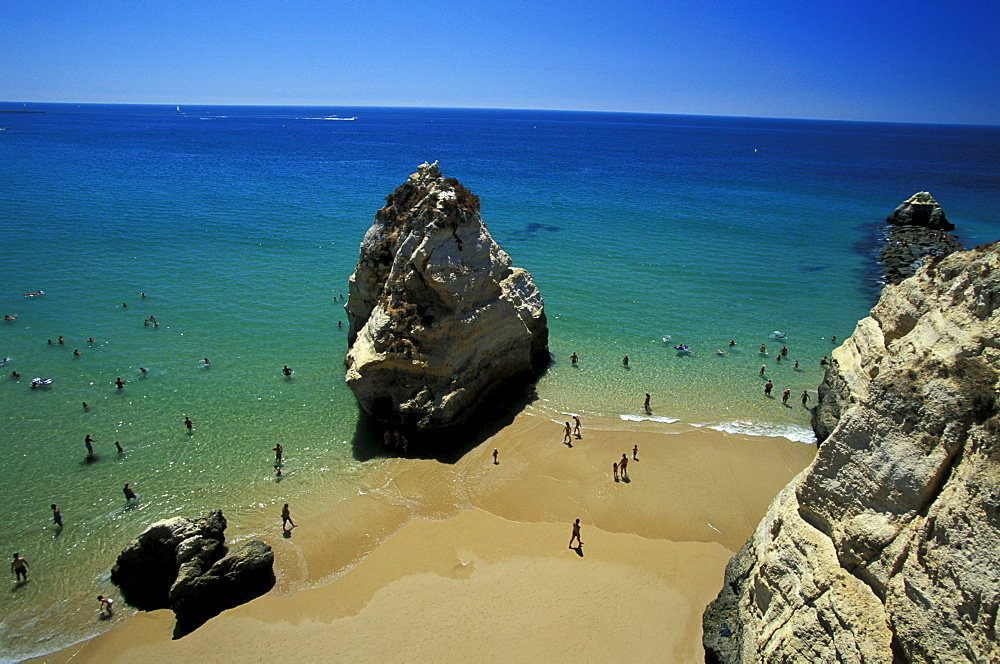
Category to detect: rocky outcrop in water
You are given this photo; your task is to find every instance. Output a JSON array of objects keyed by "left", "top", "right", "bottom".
[
  {"left": 345, "top": 162, "right": 549, "bottom": 439},
  {"left": 110, "top": 510, "right": 275, "bottom": 638},
  {"left": 704, "top": 242, "right": 1000, "bottom": 662},
  {"left": 879, "top": 192, "right": 961, "bottom": 284},
  {"left": 886, "top": 191, "right": 954, "bottom": 231}
]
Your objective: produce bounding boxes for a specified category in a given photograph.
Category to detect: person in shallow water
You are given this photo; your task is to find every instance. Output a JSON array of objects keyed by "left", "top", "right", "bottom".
[{"left": 11, "top": 553, "right": 29, "bottom": 582}]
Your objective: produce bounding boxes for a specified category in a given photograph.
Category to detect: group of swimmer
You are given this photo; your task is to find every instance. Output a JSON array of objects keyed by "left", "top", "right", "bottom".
[
  {"left": 9, "top": 291, "right": 308, "bottom": 558},
  {"left": 569, "top": 332, "right": 841, "bottom": 411}
]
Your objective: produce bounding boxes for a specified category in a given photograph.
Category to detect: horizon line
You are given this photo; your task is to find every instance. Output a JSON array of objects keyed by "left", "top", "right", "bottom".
[{"left": 1, "top": 100, "right": 997, "bottom": 129}]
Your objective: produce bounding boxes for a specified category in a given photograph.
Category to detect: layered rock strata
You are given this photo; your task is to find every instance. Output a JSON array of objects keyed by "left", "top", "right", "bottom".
[
  {"left": 879, "top": 192, "right": 961, "bottom": 284},
  {"left": 345, "top": 162, "right": 549, "bottom": 436},
  {"left": 704, "top": 242, "right": 1000, "bottom": 662},
  {"left": 111, "top": 510, "right": 275, "bottom": 638}
]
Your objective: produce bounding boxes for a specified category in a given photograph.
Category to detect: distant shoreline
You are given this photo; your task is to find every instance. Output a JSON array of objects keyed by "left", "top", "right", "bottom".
[{"left": 0, "top": 109, "right": 46, "bottom": 113}]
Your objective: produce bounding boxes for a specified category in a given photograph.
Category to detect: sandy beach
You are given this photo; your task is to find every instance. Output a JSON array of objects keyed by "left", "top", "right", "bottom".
[{"left": 33, "top": 410, "right": 815, "bottom": 663}]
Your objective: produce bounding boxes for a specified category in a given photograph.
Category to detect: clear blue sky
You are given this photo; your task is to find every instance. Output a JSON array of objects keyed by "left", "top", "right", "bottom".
[{"left": 5, "top": 0, "right": 998, "bottom": 124}]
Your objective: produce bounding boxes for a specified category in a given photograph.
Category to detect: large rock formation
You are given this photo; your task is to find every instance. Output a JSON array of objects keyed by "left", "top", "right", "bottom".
[
  {"left": 704, "top": 242, "right": 1000, "bottom": 662},
  {"left": 345, "top": 162, "right": 549, "bottom": 437},
  {"left": 111, "top": 510, "right": 275, "bottom": 638}
]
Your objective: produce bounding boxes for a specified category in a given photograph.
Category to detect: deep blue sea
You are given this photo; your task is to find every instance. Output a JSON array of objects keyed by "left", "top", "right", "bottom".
[{"left": 1, "top": 104, "right": 998, "bottom": 660}]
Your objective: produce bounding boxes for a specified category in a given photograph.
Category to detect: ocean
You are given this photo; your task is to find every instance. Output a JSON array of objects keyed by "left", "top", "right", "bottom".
[{"left": 1, "top": 104, "right": 998, "bottom": 660}]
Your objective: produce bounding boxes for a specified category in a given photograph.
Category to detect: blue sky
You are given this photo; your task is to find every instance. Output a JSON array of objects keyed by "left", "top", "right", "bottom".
[{"left": 5, "top": 0, "right": 998, "bottom": 123}]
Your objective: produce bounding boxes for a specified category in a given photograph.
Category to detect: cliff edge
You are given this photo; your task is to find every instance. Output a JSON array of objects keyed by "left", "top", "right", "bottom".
[
  {"left": 704, "top": 242, "right": 1000, "bottom": 662},
  {"left": 345, "top": 163, "right": 549, "bottom": 439}
]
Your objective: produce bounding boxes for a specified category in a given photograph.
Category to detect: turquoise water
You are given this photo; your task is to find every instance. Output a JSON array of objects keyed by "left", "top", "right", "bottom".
[{"left": 1, "top": 105, "right": 998, "bottom": 660}]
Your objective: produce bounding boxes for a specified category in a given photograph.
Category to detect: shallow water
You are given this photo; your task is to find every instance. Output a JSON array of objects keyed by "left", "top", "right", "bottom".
[{"left": 1, "top": 104, "right": 998, "bottom": 660}]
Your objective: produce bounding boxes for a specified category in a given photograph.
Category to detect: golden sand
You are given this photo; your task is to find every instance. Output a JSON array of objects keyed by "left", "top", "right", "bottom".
[{"left": 34, "top": 410, "right": 815, "bottom": 663}]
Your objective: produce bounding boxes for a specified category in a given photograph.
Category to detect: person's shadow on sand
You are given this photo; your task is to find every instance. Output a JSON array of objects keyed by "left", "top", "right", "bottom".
[
  {"left": 571, "top": 546, "right": 584, "bottom": 557},
  {"left": 621, "top": 476, "right": 631, "bottom": 483}
]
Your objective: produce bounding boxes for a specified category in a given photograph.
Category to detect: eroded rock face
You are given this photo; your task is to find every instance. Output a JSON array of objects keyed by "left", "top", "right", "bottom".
[
  {"left": 704, "top": 242, "right": 1000, "bottom": 662},
  {"left": 110, "top": 510, "right": 275, "bottom": 638},
  {"left": 345, "top": 162, "right": 549, "bottom": 435}
]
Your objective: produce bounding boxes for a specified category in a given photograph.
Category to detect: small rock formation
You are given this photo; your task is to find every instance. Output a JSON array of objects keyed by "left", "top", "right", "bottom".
[
  {"left": 886, "top": 191, "right": 954, "bottom": 230},
  {"left": 110, "top": 510, "right": 275, "bottom": 638},
  {"left": 345, "top": 162, "right": 549, "bottom": 438},
  {"left": 879, "top": 192, "right": 961, "bottom": 284},
  {"left": 704, "top": 242, "right": 1000, "bottom": 662}
]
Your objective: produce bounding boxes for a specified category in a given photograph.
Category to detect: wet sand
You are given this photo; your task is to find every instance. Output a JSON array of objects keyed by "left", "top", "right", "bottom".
[{"left": 34, "top": 410, "right": 816, "bottom": 663}]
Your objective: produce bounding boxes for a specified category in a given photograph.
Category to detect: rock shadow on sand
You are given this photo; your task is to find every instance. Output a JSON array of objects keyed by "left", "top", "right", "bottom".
[{"left": 350, "top": 376, "right": 544, "bottom": 464}]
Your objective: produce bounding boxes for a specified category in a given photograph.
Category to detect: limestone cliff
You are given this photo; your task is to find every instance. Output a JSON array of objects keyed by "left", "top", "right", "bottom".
[
  {"left": 704, "top": 242, "right": 1000, "bottom": 662},
  {"left": 345, "top": 162, "right": 549, "bottom": 436}
]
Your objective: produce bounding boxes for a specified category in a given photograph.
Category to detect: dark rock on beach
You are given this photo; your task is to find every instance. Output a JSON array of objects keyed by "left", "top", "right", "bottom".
[
  {"left": 878, "top": 192, "right": 962, "bottom": 284},
  {"left": 110, "top": 510, "right": 275, "bottom": 638}
]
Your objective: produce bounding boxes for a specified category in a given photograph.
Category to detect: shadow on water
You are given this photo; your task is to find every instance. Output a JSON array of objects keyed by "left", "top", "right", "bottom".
[{"left": 350, "top": 377, "right": 544, "bottom": 465}]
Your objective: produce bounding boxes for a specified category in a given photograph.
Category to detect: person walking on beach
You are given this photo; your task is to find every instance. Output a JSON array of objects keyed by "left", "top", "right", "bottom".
[
  {"left": 281, "top": 503, "right": 296, "bottom": 530},
  {"left": 572, "top": 415, "right": 582, "bottom": 438},
  {"left": 97, "top": 595, "right": 114, "bottom": 617},
  {"left": 569, "top": 519, "right": 583, "bottom": 549},
  {"left": 51, "top": 504, "right": 63, "bottom": 528},
  {"left": 801, "top": 390, "right": 810, "bottom": 406},
  {"left": 493, "top": 448, "right": 499, "bottom": 465},
  {"left": 123, "top": 483, "right": 136, "bottom": 501},
  {"left": 613, "top": 462, "right": 619, "bottom": 482},
  {"left": 563, "top": 422, "right": 573, "bottom": 445},
  {"left": 11, "top": 553, "right": 29, "bottom": 582},
  {"left": 781, "top": 389, "right": 790, "bottom": 405},
  {"left": 619, "top": 453, "right": 629, "bottom": 479},
  {"left": 764, "top": 380, "right": 773, "bottom": 396},
  {"left": 644, "top": 393, "right": 651, "bottom": 411},
  {"left": 633, "top": 444, "right": 638, "bottom": 461}
]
